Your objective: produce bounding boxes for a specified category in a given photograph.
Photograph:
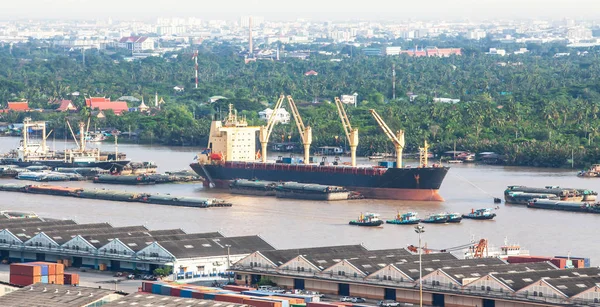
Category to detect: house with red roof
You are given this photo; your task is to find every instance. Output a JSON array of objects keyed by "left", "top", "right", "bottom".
[
  {"left": 56, "top": 100, "right": 77, "bottom": 112},
  {"left": 304, "top": 70, "right": 318, "bottom": 76},
  {"left": 118, "top": 36, "right": 155, "bottom": 52},
  {"left": 85, "top": 97, "right": 129, "bottom": 115},
  {"left": 7, "top": 101, "right": 29, "bottom": 111}
]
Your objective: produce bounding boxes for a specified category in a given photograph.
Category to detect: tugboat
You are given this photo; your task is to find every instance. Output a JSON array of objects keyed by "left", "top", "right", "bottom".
[
  {"left": 349, "top": 213, "right": 384, "bottom": 227},
  {"left": 421, "top": 213, "right": 449, "bottom": 224},
  {"left": 386, "top": 212, "right": 420, "bottom": 225},
  {"left": 462, "top": 208, "right": 496, "bottom": 220},
  {"left": 445, "top": 212, "right": 463, "bottom": 223},
  {"left": 577, "top": 164, "right": 600, "bottom": 177}
]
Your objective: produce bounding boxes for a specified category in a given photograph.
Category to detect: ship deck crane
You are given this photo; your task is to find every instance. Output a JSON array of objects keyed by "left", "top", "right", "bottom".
[
  {"left": 407, "top": 239, "right": 488, "bottom": 258},
  {"left": 369, "top": 109, "right": 404, "bottom": 168},
  {"left": 334, "top": 97, "right": 358, "bottom": 167},
  {"left": 286, "top": 95, "right": 312, "bottom": 165},
  {"left": 259, "top": 95, "right": 312, "bottom": 164}
]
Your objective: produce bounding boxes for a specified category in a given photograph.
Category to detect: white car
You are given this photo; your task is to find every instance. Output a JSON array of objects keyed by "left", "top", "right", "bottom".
[{"left": 340, "top": 296, "right": 353, "bottom": 302}]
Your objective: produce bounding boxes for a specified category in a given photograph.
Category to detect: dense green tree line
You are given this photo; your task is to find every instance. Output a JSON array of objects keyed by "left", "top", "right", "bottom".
[{"left": 2, "top": 41, "right": 600, "bottom": 168}]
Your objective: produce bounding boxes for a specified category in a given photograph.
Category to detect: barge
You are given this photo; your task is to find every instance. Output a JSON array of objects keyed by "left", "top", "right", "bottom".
[
  {"left": 504, "top": 185, "right": 597, "bottom": 204},
  {"left": 0, "top": 183, "right": 232, "bottom": 209},
  {"left": 275, "top": 182, "right": 350, "bottom": 201},
  {"left": 93, "top": 175, "right": 156, "bottom": 185},
  {"left": 527, "top": 199, "right": 600, "bottom": 213},
  {"left": 229, "top": 179, "right": 277, "bottom": 196}
]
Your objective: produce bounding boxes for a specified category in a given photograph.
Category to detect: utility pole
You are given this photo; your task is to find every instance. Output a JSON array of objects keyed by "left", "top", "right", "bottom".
[
  {"left": 392, "top": 63, "right": 396, "bottom": 100},
  {"left": 82, "top": 48, "right": 85, "bottom": 66},
  {"left": 414, "top": 225, "right": 425, "bottom": 307}
]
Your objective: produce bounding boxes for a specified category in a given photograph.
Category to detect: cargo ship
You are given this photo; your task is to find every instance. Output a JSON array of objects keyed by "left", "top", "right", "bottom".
[
  {"left": 0, "top": 118, "right": 129, "bottom": 172},
  {"left": 190, "top": 105, "right": 449, "bottom": 201}
]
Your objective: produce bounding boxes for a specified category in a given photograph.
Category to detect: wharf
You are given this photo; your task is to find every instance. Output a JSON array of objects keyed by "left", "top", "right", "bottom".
[{"left": 0, "top": 183, "right": 231, "bottom": 208}]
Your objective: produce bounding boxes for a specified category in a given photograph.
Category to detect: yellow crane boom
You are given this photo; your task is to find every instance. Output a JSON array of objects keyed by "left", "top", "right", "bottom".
[
  {"left": 286, "top": 95, "right": 312, "bottom": 164},
  {"left": 334, "top": 97, "right": 359, "bottom": 166},
  {"left": 369, "top": 109, "right": 405, "bottom": 168},
  {"left": 259, "top": 95, "right": 285, "bottom": 163}
]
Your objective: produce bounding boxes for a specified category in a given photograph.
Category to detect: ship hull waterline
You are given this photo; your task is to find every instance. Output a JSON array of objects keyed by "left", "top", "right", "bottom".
[{"left": 190, "top": 162, "right": 449, "bottom": 201}]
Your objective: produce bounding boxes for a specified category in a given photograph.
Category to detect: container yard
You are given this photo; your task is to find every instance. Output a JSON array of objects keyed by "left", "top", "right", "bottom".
[
  {"left": 0, "top": 183, "right": 232, "bottom": 208},
  {"left": 9, "top": 262, "right": 65, "bottom": 286}
]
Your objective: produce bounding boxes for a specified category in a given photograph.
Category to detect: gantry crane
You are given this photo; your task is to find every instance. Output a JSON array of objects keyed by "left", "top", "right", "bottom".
[
  {"left": 369, "top": 109, "right": 405, "bottom": 168},
  {"left": 286, "top": 95, "right": 312, "bottom": 165},
  {"left": 334, "top": 97, "right": 359, "bottom": 167},
  {"left": 258, "top": 95, "right": 312, "bottom": 164}
]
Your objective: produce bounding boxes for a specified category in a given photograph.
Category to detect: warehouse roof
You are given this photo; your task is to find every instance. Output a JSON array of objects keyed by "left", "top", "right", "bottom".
[
  {"left": 43, "top": 226, "right": 149, "bottom": 244},
  {"left": 159, "top": 236, "right": 276, "bottom": 259},
  {"left": 493, "top": 267, "right": 600, "bottom": 291},
  {"left": 0, "top": 283, "right": 120, "bottom": 307},
  {"left": 10, "top": 223, "right": 114, "bottom": 241},
  {"left": 1, "top": 220, "right": 76, "bottom": 231},
  {"left": 544, "top": 276, "right": 600, "bottom": 297},
  {"left": 438, "top": 262, "right": 557, "bottom": 284},
  {"left": 396, "top": 257, "right": 507, "bottom": 280},
  {"left": 154, "top": 232, "right": 224, "bottom": 241},
  {"left": 347, "top": 253, "right": 458, "bottom": 275},
  {"left": 0, "top": 218, "right": 58, "bottom": 227},
  {"left": 148, "top": 229, "right": 189, "bottom": 236},
  {"left": 103, "top": 292, "right": 248, "bottom": 307},
  {"left": 260, "top": 244, "right": 368, "bottom": 267}
]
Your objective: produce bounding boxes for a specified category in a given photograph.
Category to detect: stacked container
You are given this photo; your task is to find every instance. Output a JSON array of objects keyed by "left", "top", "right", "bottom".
[
  {"left": 10, "top": 262, "right": 65, "bottom": 286},
  {"left": 64, "top": 273, "right": 79, "bottom": 285}
]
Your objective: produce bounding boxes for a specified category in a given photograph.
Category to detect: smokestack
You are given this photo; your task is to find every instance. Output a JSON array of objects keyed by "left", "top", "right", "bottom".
[{"left": 249, "top": 16, "right": 253, "bottom": 55}]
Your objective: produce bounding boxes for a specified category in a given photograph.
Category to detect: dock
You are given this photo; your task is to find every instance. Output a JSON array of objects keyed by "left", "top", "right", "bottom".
[{"left": 0, "top": 183, "right": 231, "bottom": 208}]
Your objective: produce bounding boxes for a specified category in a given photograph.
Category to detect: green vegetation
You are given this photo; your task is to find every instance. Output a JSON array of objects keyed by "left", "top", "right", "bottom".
[
  {"left": 256, "top": 276, "right": 276, "bottom": 287},
  {"left": 153, "top": 266, "right": 172, "bottom": 278},
  {"left": 2, "top": 41, "right": 600, "bottom": 168}
]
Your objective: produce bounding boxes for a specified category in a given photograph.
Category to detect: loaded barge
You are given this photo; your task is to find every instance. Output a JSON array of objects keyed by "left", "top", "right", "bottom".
[
  {"left": 0, "top": 183, "right": 231, "bottom": 208},
  {"left": 504, "top": 185, "right": 597, "bottom": 204},
  {"left": 228, "top": 179, "right": 358, "bottom": 200},
  {"left": 190, "top": 104, "right": 449, "bottom": 201},
  {"left": 527, "top": 199, "right": 600, "bottom": 213}
]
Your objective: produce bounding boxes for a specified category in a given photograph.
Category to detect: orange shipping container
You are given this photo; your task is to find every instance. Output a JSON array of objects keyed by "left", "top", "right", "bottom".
[
  {"left": 55, "top": 263, "right": 64, "bottom": 275},
  {"left": 244, "top": 298, "right": 282, "bottom": 307},
  {"left": 48, "top": 275, "right": 56, "bottom": 284},
  {"left": 29, "top": 262, "right": 57, "bottom": 275},
  {"left": 215, "top": 294, "right": 247, "bottom": 304},
  {"left": 270, "top": 296, "right": 304, "bottom": 304},
  {"left": 55, "top": 274, "right": 64, "bottom": 285},
  {"left": 223, "top": 285, "right": 257, "bottom": 292}
]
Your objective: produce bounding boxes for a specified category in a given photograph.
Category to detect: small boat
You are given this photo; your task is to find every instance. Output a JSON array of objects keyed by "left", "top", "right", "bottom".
[
  {"left": 448, "top": 160, "right": 464, "bottom": 164},
  {"left": 386, "top": 212, "right": 420, "bottom": 225},
  {"left": 445, "top": 212, "right": 463, "bottom": 223},
  {"left": 368, "top": 154, "right": 385, "bottom": 161},
  {"left": 462, "top": 208, "right": 496, "bottom": 220},
  {"left": 578, "top": 164, "right": 600, "bottom": 177},
  {"left": 421, "top": 213, "right": 449, "bottom": 224},
  {"left": 349, "top": 212, "right": 384, "bottom": 227}
]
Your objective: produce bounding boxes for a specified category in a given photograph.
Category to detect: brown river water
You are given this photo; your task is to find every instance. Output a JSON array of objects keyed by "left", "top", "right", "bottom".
[{"left": 0, "top": 137, "right": 596, "bottom": 263}]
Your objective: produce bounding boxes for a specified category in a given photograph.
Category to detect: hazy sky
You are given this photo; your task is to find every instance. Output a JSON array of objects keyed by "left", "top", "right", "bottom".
[{"left": 0, "top": 0, "right": 598, "bottom": 21}]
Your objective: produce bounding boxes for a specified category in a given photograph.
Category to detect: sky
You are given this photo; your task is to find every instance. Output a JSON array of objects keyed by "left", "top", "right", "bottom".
[{"left": 0, "top": 0, "right": 598, "bottom": 21}]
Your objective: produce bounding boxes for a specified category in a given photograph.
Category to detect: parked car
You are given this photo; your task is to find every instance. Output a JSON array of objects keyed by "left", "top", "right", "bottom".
[
  {"left": 378, "top": 300, "right": 400, "bottom": 307},
  {"left": 351, "top": 297, "right": 366, "bottom": 303},
  {"left": 340, "top": 296, "right": 353, "bottom": 302}
]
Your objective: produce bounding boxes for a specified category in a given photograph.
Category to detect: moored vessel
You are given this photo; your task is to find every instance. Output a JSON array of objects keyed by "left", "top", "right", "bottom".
[
  {"left": 577, "top": 164, "right": 600, "bottom": 177},
  {"left": 386, "top": 212, "right": 420, "bottom": 225},
  {"left": 349, "top": 213, "right": 384, "bottom": 226},
  {"left": 444, "top": 212, "right": 463, "bottom": 223},
  {"left": 527, "top": 198, "right": 600, "bottom": 213},
  {"left": 275, "top": 182, "right": 350, "bottom": 201},
  {"left": 229, "top": 179, "right": 278, "bottom": 196},
  {"left": 421, "top": 213, "right": 449, "bottom": 224},
  {"left": 462, "top": 208, "right": 496, "bottom": 220},
  {"left": 504, "top": 185, "right": 597, "bottom": 204},
  {"left": 190, "top": 104, "right": 449, "bottom": 201}
]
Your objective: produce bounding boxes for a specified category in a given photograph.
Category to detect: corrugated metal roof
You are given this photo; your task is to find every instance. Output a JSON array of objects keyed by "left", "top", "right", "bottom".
[{"left": 0, "top": 283, "right": 118, "bottom": 307}]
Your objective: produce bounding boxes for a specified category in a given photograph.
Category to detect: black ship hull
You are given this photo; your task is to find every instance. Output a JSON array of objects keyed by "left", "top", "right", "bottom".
[
  {"left": 1, "top": 159, "right": 130, "bottom": 172},
  {"left": 190, "top": 162, "right": 449, "bottom": 201}
]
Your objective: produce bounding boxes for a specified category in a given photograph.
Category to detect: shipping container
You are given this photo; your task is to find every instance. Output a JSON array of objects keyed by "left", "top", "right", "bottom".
[
  {"left": 307, "top": 303, "right": 343, "bottom": 307},
  {"left": 170, "top": 287, "right": 181, "bottom": 297},
  {"left": 10, "top": 274, "right": 41, "bottom": 286},
  {"left": 180, "top": 289, "right": 193, "bottom": 298},
  {"left": 291, "top": 304, "right": 307, "bottom": 307},
  {"left": 191, "top": 291, "right": 204, "bottom": 299},
  {"left": 41, "top": 276, "right": 49, "bottom": 283},
  {"left": 55, "top": 275, "right": 64, "bottom": 285},
  {"left": 204, "top": 293, "right": 216, "bottom": 300},
  {"left": 554, "top": 256, "right": 591, "bottom": 268},
  {"left": 28, "top": 262, "right": 56, "bottom": 275},
  {"left": 242, "top": 290, "right": 273, "bottom": 297},
  {"left": 55, "top": 264, "right": 64, "bottom": 275},
  {"left": 244, "top": 298, "right": 283, "bottom": 307},
  {"left": 48, "top": 275, "right": 56, "bottom": 284},
  {"left": 215, "top": 294, "right": 247, "bottom": 304},
  {"left": 142, "top": 282, "right": 153, "bottom": 293},
  {"left": 256, "top": 296, "right": 290, "bottom": 307},
  {"left": 161, "top": 285, "right": 172, "bottom": 296},
  {"left": 10, "top": 263, "right": 42, "bottom": 276},
  {"left": 64, "top": 273, "right": 79, "bottom": 285},
  {"left": 224, "top": 285, "right": 257, "bottom": 292},
  {"left": 151, "top": 283, "right": 162, "bottom": 295}
]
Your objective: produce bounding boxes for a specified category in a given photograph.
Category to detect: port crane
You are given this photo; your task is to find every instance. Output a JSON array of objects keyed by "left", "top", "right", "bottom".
[
  {"left": 334, "top": 97, "right": 359, "bottom": 167},
  {"left": 369, "top": 109, "right": 405, "bottom": 168},
  {"left": 259, "top": 95, "right": 312, "bottom": 164},
  {"left": 407, "top": 239, "right": 488, "bottom": 258}
]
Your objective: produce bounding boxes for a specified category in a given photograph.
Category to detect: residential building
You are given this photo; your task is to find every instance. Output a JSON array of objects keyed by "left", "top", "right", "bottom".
[
  {"left": 259, "top": 108, "right": 290, "bottom": 124},
  {"left": 6, "top": 101, "right": 29, "bottom": 112},
  {"left": 118, "top": 36, "right": 155, "bottom": 52},
  {"left": 384, "top": 46, "right": 402, "bottom": 56},
  {"left": 466, "top": 29, "right": 487, "bottom": 40},
  {"left": 56, "top": 100, "right": 77, "bottom": 112},
  {"left": 487, "top": 48, "right": 507, "bottom": 56}
]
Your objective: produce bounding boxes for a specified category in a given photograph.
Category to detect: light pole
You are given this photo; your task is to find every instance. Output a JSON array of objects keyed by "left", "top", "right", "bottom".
[
  {"left": 225, "top": 244, "right": 231, "bottom": 283},
  {"left": 414, "top": 225, "right": 425, "bottom": 307}
]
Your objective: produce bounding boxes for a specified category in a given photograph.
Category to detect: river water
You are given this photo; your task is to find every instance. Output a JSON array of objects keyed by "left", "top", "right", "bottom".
[{"left": 0, "top": 137, "right": 597, "bottom": 263}]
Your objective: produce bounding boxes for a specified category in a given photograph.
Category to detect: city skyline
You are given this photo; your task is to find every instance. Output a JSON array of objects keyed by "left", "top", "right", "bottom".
[{"left": 0, "top": 0, "right": 598, "bottom": 21}]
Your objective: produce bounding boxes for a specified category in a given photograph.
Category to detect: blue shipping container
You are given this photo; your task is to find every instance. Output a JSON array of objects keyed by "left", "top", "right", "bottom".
[
  {"left": 160, "top": 285, "right": 172, "bottom": 296},
  {"left": 152, "top": 284, "right": 162, "bottom": 294},
  {"left": 41, "top": 276, "right": 49, "bottom": 283},
  {"left": 203, "top": 293, "right": 216, "bottom": 300},
  {"left": 37, "top": 265, "right": 49, "bottom": 276},
  {"left": 180, "top": 289, "right": 193, "bottom": 298}
]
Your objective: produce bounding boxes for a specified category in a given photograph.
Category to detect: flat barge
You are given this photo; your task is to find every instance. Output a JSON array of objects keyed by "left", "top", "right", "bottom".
[
  {"left": 527, "top": 199, "right": 600, "bottom": 213},
  {"left": 93, "top": 174, "right": 203, "bottom": 185},
  {"left": 504, "top": 185, "right": 597, "bottom": 204},
  {"left": 0, "top": 183, "right": 231, "bottom": 208},
  {"left": 275, "top": 182, "right": 350, "bottom": 201},
  {"left": 229, "top": 179, "right": 277, "bottom": 196}
]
